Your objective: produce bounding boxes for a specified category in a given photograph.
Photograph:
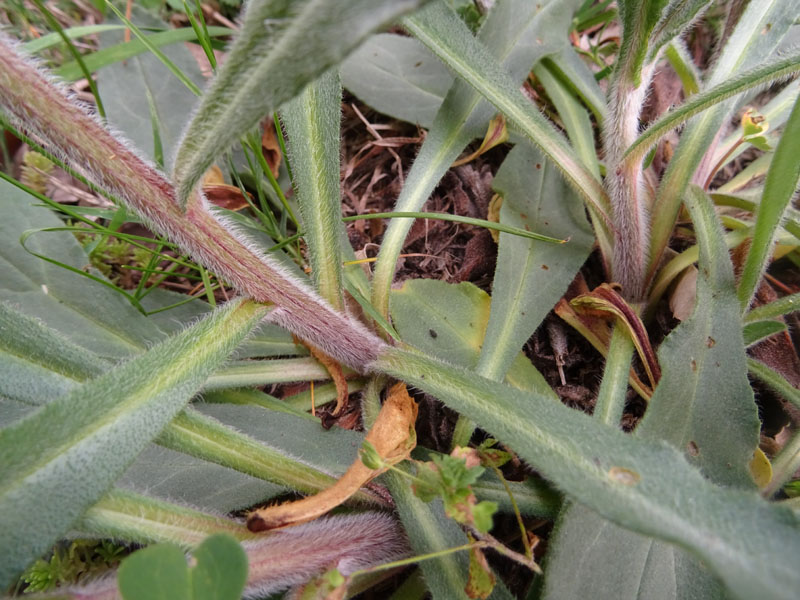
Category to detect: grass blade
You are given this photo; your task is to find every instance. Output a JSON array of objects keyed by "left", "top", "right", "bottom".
[
  {"left": 647, "top": 0, "right": 796, "bottom": 282},
  {"left": 103, "top": 1, "right": 201, "bottom": 96},
  {"left": 345, "top": 211, "right": 565, "bottom": 243},
  {"left": 403, "top": 3, "right": 612, "bottom": 249},
  {"left": 0, "top": 299, "right": 268, "bottom": 587},
  {"left": 172, "top": 0, "right": 429, "bottom": 206},
  {"left": 738, "top": 97, "right": 800, "bottom": 310},
  {"left": 370, "top": 0, "right": 583, "bottom": 319},
  {"left": 22, "top": 24, "right": 126, "bottom": 54},
  {"left": 625, "top": 49, "right": 800, "bottom": 166},
  {"left": 55, "top": 26, "right": 233, "bottom": 81},
  {"left": 637, "top": 185, "right": 759, "bottom": 486},
  {"left": 30, "top": 0, "right": 106, "bottom": 117}
]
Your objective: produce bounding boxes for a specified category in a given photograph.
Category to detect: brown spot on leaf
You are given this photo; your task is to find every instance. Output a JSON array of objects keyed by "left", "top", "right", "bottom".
[{"left": 608, "top": 466, "right": 640, "bottom": 485}]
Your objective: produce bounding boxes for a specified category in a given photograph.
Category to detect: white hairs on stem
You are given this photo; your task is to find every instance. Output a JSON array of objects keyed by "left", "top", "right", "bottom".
[{"left": 0, "top": 33, "right": 387, "bottom": 371}]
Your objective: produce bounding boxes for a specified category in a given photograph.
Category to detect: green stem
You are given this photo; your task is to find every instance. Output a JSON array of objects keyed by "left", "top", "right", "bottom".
[
  {"left": 594, "top": 324, "right": 634, "bottom": 427},
  {"left": 747, "top": 358, "right": 800, "bottom": 413},
  {"left": 491, "top": 465, "right": 533, "bottom": 560},
  {"left": 349, "top": 542, "right": 484, "bottom": 578},
  {"left": 345, "top": 212, "right": 565, "bottom": 244},
  {"left": 764, "top": 429, "right": 800, "bottom": 498}
]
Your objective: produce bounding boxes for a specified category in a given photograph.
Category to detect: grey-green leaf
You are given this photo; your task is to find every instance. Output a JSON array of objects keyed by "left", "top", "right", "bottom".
[
  {"left": 96, "top": 7, "right": 206, "bottom": 166},
  {"left": 172, "top": 0, "right": 430, "bottom": 205},
  {"left": 117, "top": 445, "right": 285, "bottom": 514},
  {"left": 340, "top": 33, "right": 453, "bottom": 127},
  {"left": 403, "top": 2, "right": 611, "bottom": 253},
  {"left": 0, "top": 299, "right": 267, "bottom": 587},
  {"left": 371, "top": 0, "right": 583, "bottom": 317},
  {"left": 0, "top": 179, "right": 163, "bottom": 358},
  {"left": 390, "top": 278, "right": 552, "bottom": 395},
  {"left": 0, "top": 302, "right": 107, "bottom": 405},
  {"left": 479, "top": 144, "right": 593, "bottom": 381},
  {"left": 543, "top": 505, "right": 723, "bottom": 600},
  {"left": 281, "top": 70, "right": 345, "bottom": 309},
  {"left": 543, "top": 186, "right": 758, "bottom": 599},
  {"left": 638, "top": 186, "right": 759, "bottom": 486},
  {"left": 374, "top": 345, "right": 800, "bottom": 600}
]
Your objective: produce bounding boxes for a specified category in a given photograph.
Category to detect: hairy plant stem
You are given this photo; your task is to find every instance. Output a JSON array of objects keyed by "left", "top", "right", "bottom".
[
  {"left": 0, "top": 35, "right": 385, "bottom": 370},
  {"left": 605, "top": 61, "right": 658, "bottom": 302},
  {"left": 38, "top": 514, "right": 408, "bottom": 600}
]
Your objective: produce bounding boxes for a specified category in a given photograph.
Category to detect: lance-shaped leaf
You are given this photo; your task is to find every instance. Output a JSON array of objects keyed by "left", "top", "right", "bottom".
[
  {"left": 0, "top": 302, "right": 108, "bottom": 405},
  {"left": 542, "top": 186, "right": 759, "bottom": 599},
  {"left": 478, "top": 144, "right": 593, "bottom": 381},
  {"left": 281, "top": 70, "right": 345, "bottom": 310},
  {"left": 649, "top": 0, "right": 796, "bottom": 280},
  {"left": 738, "top": 96, "right": 800, "bottom": 310},
  {"left": 625, "top": 49, "right": 800, "bottom": 166},
  {"left": 372, "top": 345, "right": 800, "bottom": 600},
  {"left": 615, "top": 0, "right": 669, "bottom": 86},
  {"left": 0, "top": 298, "right": 268, "bottom": 587},
  {"left": 451, "top": 143, "right": 593, "bottom": 444},
  {"left": 402, "top": 3, "right": 612, "bottom": 255},
  {"left": 0, "top": 232, "right": 355, "bottom": 514},
  {"left": 639, "top": 186, "right": 760, "bottom": 485},
  {"left": 171, "top": 0, "right": 429, "bottom": 205},
  {"left": 340, "top": 33, "right": 453, "bottom": 127},
  {"left": 391, "top": 279, "right": 552, "bottom": 394},
  {"left": 79, "top": 488, "right": 256, "bottom": 547},
  {"left": 543, "top": 505, "right": 723, "bottom": 600},
  {"left": 647, "top": 0, "right": 713, "bottom": 61},
  {"left": 534, "top": 61, "right": 600, "bottom": 176},
  {"left": 371, "top": 0, "right": 585, "bottom": 317}
]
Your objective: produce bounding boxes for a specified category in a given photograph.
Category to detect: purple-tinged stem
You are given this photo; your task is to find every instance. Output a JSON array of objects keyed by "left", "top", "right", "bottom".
[
  {"left": 604, "top": 62, "right": 657, "bottom": 302},
  {"left": 0, "top": 34, "right": 385, "bottom": 370}
]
